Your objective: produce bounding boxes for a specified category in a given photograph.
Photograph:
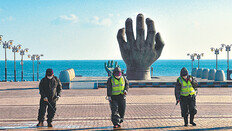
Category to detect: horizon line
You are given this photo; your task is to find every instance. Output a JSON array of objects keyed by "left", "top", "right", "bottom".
[{"left": 0, "top": 59, "right": 229, "bottom": 61}]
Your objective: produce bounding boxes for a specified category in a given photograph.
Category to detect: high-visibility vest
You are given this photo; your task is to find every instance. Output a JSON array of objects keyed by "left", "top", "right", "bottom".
[
  {"left": 111, "top": 76, "right": 125, "bottom": 95},
  {"left": 178, "top": 77, "right": 196, "bottom": 96}
]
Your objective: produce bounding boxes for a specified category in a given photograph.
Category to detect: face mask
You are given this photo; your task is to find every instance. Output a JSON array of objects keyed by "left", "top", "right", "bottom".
[
  {"left": 183, "top": 76, "right": 187, "bottom": 79},
  {"left": 47, "top": 76, "right": 53, "bottom": 79}
]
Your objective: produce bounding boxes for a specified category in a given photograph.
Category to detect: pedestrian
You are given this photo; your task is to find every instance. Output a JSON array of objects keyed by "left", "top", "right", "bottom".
[
  {"left": 107, "top": 67, "right": 129, "bottom": 129},
  {"left": 175, "top": 67, "right": 198, "bottom": 126},
  {"left": 37, "top": 68, "right": 62, "bottom": 127}
]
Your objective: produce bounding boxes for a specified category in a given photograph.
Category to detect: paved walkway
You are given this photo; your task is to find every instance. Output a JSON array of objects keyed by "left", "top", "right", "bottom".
[{"left": 1, "top": 82, "right": 232, "bottom": 130}]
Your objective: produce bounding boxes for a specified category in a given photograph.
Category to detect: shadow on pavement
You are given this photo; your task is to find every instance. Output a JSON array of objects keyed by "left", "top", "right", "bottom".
[
  {"left": 68, "top": 125, "right": 183, "bottom": 130},
  {"left": 1, "top": 126, "right": 232, "bottom": 130},
  {"left": 0, "top": 126, "right": 37, "bottom": 130},
  {"left": 0, "top": 87, "right": 38, "bottom": 91},
  {"left": 173, "top": 126, "right": 232, "bottom": 131}
]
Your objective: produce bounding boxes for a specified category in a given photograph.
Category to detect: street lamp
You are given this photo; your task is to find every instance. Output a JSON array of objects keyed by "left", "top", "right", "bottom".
[
  {"left": 193, "top": 53, "right": 204, "bottom": 69},
  {"left": 221, "top": 44, "right": 232, "bottom": 71},
  {"left": 221, "top": 44, "right": 232, "bottom": 79},
  {"left": 36, "top": 54, "right": 43, "bottom": 81},
  {"left": 28, "top": 54, "right": 36, "bottom": 81},
  {"left": 211, "top": 47, "right": 223, "bottom": 70},
  {"left": 187, "top": 53, "right": 195, "bottom": 71},
  {"left": 20, "top": 48, "right": 29, "bottom": 81},
  {"left": 12, "top": 44, "right": 22, "bottom": 82},
  {"left": 0, "top": 35, "right": 13, "bottom": 81}
]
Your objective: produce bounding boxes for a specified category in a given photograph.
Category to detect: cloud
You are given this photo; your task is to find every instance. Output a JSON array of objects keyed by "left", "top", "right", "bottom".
[
  {"left": 52, "top": 14, "right": 78, "bottom": 25},
  {"left": 90, "top": 16, "right": 112, "bottom": 27},
  {"left": 1, "top": 16, "right": 14, "bottom": 22},
  {"left": 60, "top": 14, "right": 78, "bottom": 23}
]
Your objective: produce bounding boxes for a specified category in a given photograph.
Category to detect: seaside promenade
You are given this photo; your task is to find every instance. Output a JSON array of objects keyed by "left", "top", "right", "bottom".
[{"left": 1, "top": 81, "right": 232, "bottom": 130}]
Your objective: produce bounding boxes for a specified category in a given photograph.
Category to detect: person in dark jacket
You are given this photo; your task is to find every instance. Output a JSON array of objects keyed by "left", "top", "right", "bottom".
[
  {"left": 175, "top": 67, "right": 198, "bottom": 126},
  {"left": 37, "top": 68, "right": 62, "bottom": 127},
  {"left": 107, "top": 67, "right": 129, "bottom": 128}
]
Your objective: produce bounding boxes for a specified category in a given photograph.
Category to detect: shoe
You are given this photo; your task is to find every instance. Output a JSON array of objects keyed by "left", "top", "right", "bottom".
[
  {"left": 190, "top": 122, "right": 196, "bottom": 126},
  {"left": 36, "top": 122, "right": 44, "bottom": 127},
  {"left": 184, "top": 124, "right": 188, "bottom": 127},
  {"left": 113, "top": 125, "right": 121, "bottom": 128},
  {"left": 47, "top": 123, "right": 53, "bottom": 127}
]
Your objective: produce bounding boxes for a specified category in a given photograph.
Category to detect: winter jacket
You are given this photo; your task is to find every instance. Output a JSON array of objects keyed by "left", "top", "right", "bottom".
[{"left": 39, "top": 76, "right": 62, "bottom": 101}]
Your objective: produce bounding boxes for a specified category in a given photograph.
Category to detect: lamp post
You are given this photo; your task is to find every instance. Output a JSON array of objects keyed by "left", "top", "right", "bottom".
[
  {"left": 36, "top": 54, "right": 43, "bottom": 81},
  {"left": 221, "top": 44, "right": 232, "bottom": 71},
  {"left": 194, "top": 53, "right": 204, "bottom": 69},
  {"left": 12, "top": 44, "right": 22, "bottom": 82},
  {"left": 0, "top": 35, "right": 13, "bottom": 81},
  {"left": 20, "top": 48, "right": 29, "bottom": 81},
  {"left": 187, "top": 53, "right": 195, "bottom": 71},
  {"left": 28, "top": 54, "right": 36, "bottom": 81},
  {"left": 211, "top": 47, "right": 223, "bottom": 70},
  {"left": 221, "top": 44, "right": 232, "bottom": 79}
]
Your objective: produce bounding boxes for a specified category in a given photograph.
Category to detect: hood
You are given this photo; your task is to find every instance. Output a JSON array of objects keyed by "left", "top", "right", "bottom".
[
  {"left": 113, "top": 67, "right": 122, "bottom": 76},
  {"left": 180, "top": 67, "right": 188, "bottom": 76}
]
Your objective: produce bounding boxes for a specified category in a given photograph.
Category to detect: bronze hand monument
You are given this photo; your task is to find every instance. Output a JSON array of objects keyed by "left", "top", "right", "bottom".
[{"left": 117, "top": 14, "right": 164, "bottom": 80}]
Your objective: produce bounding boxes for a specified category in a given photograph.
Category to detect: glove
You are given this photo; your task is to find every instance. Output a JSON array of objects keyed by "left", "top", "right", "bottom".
[
  {"left": 43, "top": 97, "right": 48, "bottom": 102},
  {"left": 124, "top": 90, "right": 128, "bottom": 95},
  {"left": 187, "top": 75, "right": 191, "bottom": 82},
  {"left": 108, "top": 96, "right": 112, "bottom": 102}
]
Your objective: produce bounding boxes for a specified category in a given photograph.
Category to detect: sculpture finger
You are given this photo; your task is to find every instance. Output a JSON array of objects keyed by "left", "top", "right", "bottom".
[
  {"left": 115, "top": 61, "right": 118, "bottom": 68},
  {"left": 126, "top": 18, "right": 135, "bottom": 44},
  {"left": 136, "top": 14, "right": 145, "bottom": 44},
  {"left": 110, "top": 60, "right": 113, "bottom": 68},
  {"left": 117, "top": 28, "right": 127, "bottom": 50},
  {"left": 107, "top": 61, "right": 110, "bottom": 67},
  {"left": 146, "top": 18, "right": 156, "bottom": 47},
  {"left": 104, "top": 62, "right": 107, "bottom": 68},
  {"left": 154, "top": 32, "right": 165, "bottom": 56}
]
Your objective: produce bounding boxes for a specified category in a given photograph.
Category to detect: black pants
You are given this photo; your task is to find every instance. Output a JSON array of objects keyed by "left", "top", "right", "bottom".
[
  {"left": 110, "top": 94, "right": 126, "bottom": 126},
  {"left": 38, "top": 98, "right": 56, "bottom": 123},
  {"left": 180, "top": 95, "right": 197, "bottom": 117}
]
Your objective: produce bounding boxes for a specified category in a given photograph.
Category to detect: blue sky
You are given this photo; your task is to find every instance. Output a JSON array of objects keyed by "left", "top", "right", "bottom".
[{"left": 0, "top": 0, "right": 232, "bottom": 60}]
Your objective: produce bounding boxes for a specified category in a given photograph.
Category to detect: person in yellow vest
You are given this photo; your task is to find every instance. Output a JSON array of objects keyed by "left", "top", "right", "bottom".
[
  {"left": 107, "top": 67, "right": 129, "bottom": 129},
  {"left": 175, "top": 67, "right": 198, "bottom": 126}
]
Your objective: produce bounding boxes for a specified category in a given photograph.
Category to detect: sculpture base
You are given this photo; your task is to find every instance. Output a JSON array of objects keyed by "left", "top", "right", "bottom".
[{"left": 126, "top": 67, "right": 151, "bottom": 80}]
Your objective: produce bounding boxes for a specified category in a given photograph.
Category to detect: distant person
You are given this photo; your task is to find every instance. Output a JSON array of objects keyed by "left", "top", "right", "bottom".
[
  {"left": 106, "top": 67, "right": 129, "bottom": 129},
  {"left": 37, "top": 68, "right": 62, "bottom": 127},
  {"left": 175, "top": 67, "right": 198, "bottom": 126}
]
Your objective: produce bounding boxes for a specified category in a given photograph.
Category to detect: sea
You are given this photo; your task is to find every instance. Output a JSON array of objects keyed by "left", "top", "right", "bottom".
[{"left": 0, "top": 60, "right": 230, "bottom": 81}]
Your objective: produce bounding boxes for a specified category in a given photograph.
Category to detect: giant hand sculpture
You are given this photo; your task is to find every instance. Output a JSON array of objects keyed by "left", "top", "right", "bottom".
[{"left": 117, "top": 14, "right": 164, "bottom": 80}]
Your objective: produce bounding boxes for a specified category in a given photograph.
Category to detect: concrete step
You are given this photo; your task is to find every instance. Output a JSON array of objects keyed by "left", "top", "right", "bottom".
[{"left": 70, "top": 82, "right": 98, "bottom": 89}]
